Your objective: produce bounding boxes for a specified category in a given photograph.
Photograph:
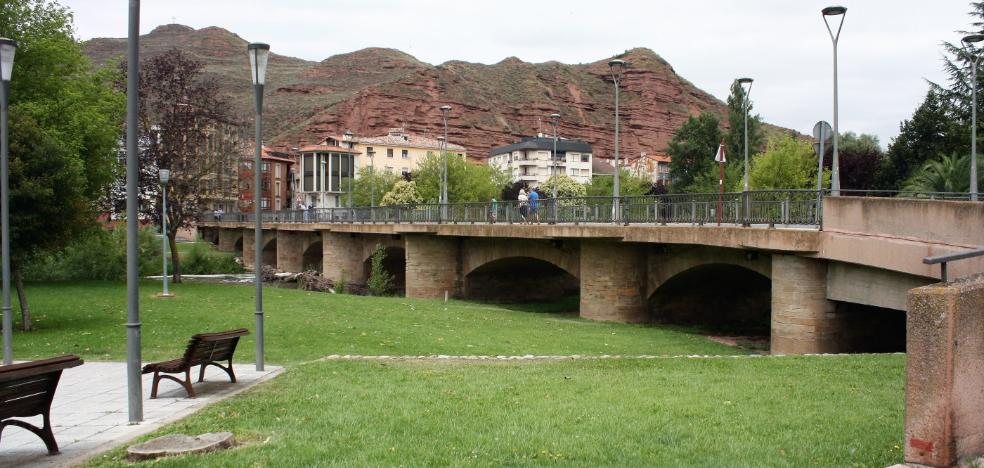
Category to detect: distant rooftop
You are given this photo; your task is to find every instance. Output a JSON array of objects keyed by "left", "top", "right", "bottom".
[
  {"left": 490, "top": 136, "right": 593, "bottom": 157},
  {"left": 324, "top": 128, "right": 466, "bottom": 152}
]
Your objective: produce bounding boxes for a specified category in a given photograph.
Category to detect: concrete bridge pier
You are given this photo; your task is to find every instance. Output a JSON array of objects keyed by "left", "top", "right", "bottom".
[
  {"left": 242, "top": 230, "right": 277, "bottom": 270},
  {"left": 770, "top": 255, "right": 846, "bottom": 354},
  {"left": 217, "top": 229, "right": 240, "bottom": 252},
  {"left": 405, "top": 235, "right": 461, "bottom": 299},
  {"left": 579, "top": 241, "right": 647, "bottom": 323},
  {"left": 322, "top": 232, "right": 366, "bottom": 287},
  {"left": 277, "top": 231, "right": 305, "bottom": 273}
]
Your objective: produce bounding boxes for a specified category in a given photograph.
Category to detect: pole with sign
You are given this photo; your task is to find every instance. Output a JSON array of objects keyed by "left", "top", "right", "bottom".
[{"left": 715, "top": 142, "right": 726, "bottom": 225}]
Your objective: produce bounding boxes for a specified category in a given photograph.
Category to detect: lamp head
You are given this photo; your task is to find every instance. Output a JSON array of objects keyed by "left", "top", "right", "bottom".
[
  {"left": 247, "top": 42, "right": 271, "bottom": 85},
  {"left": 440, "top": 105, "right": 452, "bottom": 115},
  {"left": 737, "top": 77, "right": 753, "bottom": 85},
  {"left": 437, "top": 136, "right": 446, "bottom": 141},
  {"left": 549, "top": 113, "right": 561, "bottom": 120},
  {"left": 0, "top": 38, "right": 18, "bottom": 82},
  {"left": 159, "top": 169, "right": 171, "bottom": 184},
  {"left": 821, "top": 6, "right": 847, "bottom": 16},
  {"left": 608, "top": 59, "right": 626, "bottom": 78}
]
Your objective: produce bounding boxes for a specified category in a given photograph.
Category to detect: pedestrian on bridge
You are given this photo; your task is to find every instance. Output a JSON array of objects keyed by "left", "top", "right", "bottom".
[
  {"left": 529, "top": 189, "right": 540, "bottom": 224},
  {"left": 518, "top": 189, "right": 529, "bottom": 223}
]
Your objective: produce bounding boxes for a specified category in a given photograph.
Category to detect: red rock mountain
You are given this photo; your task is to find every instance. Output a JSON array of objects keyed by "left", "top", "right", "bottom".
[{"left": 85, "top": 24, "right": 752, "bottom": 161}]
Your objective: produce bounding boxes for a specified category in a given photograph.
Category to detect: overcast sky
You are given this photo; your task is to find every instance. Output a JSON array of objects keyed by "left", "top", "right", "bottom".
[{"left": 64, "top": 0, "right": 974, "bottom": 149}]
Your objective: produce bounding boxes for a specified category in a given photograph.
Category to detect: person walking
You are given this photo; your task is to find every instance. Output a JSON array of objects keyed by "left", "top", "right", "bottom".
[
  {"left": 517, "top": 188, "right": 529, "bottom": 223},
  {"left": 490, "top": 197, "right": 498, "bottom": 223},
  {"left": 528, "top": 188, "right": 540, "bottom": 224}
]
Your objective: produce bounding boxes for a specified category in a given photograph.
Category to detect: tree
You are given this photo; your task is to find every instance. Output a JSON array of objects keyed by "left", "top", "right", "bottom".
[
  {"left": 413, "top": 153, "right": 510, "bottom": 203},
  {"left": 827, "top": 132, "right": 884, "bottom": 191},
  {"left": 380, "top": 180, "right": 422, "bottom": 206},
  {"left": 749, "top": 134, "right": 827, "bottom": 190},
  {"left": 350, "top": 167, "right": 400, "bottom": 206},
  {"left": 878, "top": 90, "right": 964, "bottom": 190},
  {"left": 903, "top": 153, "right": 984, "bottom": 194},
  {"left": 539, "top": 175, "right": 587, "bottom": 198},
  {"left": 585, "top": 169, "right": 653, "bottom": 197},
  {"left": 724, "top": 80, "right": 764, "bottom": 179},
  {"left": 667, "top": 113, "right": 723, "bottom": 191},
  {"left": 366, "top": 245, "right": 392, "bottom": 296},
  {"left": 2, "top": 0, "right": 125, "bottom": 330},
  {"left": 122, "top": 49, "right": 242, "bottom": 282}
]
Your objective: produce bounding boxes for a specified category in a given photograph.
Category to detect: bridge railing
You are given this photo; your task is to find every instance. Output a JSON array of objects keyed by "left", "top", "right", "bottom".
[{"left": 208, "top": 189, "right": 979, "bottom": 227}]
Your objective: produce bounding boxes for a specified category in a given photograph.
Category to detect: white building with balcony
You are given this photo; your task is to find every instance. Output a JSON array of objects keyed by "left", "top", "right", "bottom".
[{"left": 488, "top": 135, "right": 593, "bottom": 188}]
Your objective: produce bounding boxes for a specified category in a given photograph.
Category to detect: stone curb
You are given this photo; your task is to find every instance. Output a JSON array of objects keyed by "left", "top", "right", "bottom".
[{"left": 318, "top": 352, "right": 904, "bottom": 362}]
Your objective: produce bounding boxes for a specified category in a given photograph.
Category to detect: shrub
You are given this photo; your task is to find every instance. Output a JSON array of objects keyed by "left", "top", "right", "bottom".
[
  {"left": 22, "top": 226, "right": 162, "bottom": 281},
  {"left": 366, "top": 245, "right": 392, "bottom": 296},
  {"left": 181, "top": 242, "right": 244, "bottom": 275}
]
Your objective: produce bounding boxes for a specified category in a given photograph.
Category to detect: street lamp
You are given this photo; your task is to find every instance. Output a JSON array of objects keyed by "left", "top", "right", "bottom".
[
  {"left": 962, "top": 34, "right": 984, "bottom": 201},
  {"left": 608, "top": 59, "right": 626, "bottom": 221},
  {"left": 247, "top": 41, "right": 270, "bottom": 372},
  {"left": 440, "top": 105, "right": 452, "bottom": 211},
  {"left": 0, "top": 37, "right": 16, "bottom": 365},
  {"left": 549, "top": 113, "right": 560, "bottom": 222},
  {"left": 737, "top": 78, "right": 753, "bottom": 193},
  {"left": 159, "top": 169, "right": 172, "bottom": 297},
  {"left": 367, "top": 148, "right": 376, "bottom": 207},
  {"left": 124, "top": 0, "right": 142, "bottom": 423},
  {"left": 822, "top": 6, "right": 847, "bottom": 196}
]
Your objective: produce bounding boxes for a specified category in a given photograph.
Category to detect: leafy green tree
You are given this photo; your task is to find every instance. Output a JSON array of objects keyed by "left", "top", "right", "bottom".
[
  {"left": 351, "top": 167, "right": 400, "bottom": 206},
  {"left": 903, "top": 153, "right": 984, "bottom": 194},
  {"left": 724, "top": 80, "right": 764, "bottom": 180},
  {"left": 585, "top": 169, "right": 652, "bottom": 197},
  {"left": 831, "top": 132, "right": 884, "bottom": 191},
  {"left": 2, "top": 0, "right": 124, "bottom": 330},
  {"left": 366, "top": 245, "right": 393, "bottom": 296},
  {"left": 413, "top": 153, "right": 510, "bottom": 203},
  {"left": 539, "top": 175, "right": 587, "bottom": 198},
  {"left": 749, "top": 134, "right": 827, "bottom": 190},
  {"left": 667, "top": 113, "right": 723, "bottom": 191},
  {"left": 380, "top": 180, "right": 422, "bottom": 206},
  {"left": 878, "top": 90, "right": 964, "bottom": 190}
]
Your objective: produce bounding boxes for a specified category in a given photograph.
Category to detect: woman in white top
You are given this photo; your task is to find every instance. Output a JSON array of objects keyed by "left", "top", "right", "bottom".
[{"left": 517, "top": 189, "right": 529, "bottom": 222}]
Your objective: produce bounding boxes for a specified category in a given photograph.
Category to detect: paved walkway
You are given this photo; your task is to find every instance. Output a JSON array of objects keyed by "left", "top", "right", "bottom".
[{"left": 1, "top": 361, "right": 282, "bottom": 467}]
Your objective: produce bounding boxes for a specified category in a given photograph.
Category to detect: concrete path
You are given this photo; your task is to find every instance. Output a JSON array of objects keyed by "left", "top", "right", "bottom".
[{"left": 1, "top": 361, "right": 282, "bottom": 467}]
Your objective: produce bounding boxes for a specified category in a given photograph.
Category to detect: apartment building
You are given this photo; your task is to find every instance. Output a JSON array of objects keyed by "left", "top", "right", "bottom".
[
  {"left": 238, "top": 146, "right": 294, "bottom": 212},
  {"left": 488, "top": 135, "right": 593, "bottom": 187}
]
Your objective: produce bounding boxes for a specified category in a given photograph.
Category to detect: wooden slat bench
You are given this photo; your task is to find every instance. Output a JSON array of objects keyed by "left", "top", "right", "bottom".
[
  {"left": 0, "top": 355, "right": 84, "bottom": 455},
  {"left": 142, "top": 328, "right": 249, "bottom": 399}
]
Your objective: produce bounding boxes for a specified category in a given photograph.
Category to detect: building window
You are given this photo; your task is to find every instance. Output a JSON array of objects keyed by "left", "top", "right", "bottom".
[
  {"left": 402, "top": 149, "right": 409, "bottom": 159},
  {"left": 260, "top": 198, "right": 270, "bottom": 208},
  {"left": 401, "top": 167, "right": 411, "bottom": 176},
  {"left": 276, "top": 180, "right": 281, "bottom": 196},
  {"left": 384, "top": 166, "right": 394, "bottom": 173},
  {"left": 243, "top": 161, "right": 253, "bottom": 170},
  {"left": 581, "top": 154, "right": 590, "bottom": 163},
  {"left": 262, "top": 180, "right": 271, "bottom": 190},
  {"left": 275, "top": 198, "right": 281, "bottom": 211},
  {"left": 387, "top": 148, "right": 394, "bottom": 158},
  {"left": 275, "top": 163, "right": 281, "bottom": 178},
  {"left": 261, "top": 162, "right": 270, "bottom": 172}
]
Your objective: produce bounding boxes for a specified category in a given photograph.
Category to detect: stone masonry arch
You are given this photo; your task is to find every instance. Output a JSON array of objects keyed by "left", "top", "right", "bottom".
[{"left": 462, "top": 238, "right": 580, "bottom": 278}]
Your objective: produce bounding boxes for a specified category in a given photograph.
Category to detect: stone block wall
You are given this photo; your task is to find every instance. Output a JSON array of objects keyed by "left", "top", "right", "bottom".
[
  {"left": 580, "top": 241, "right": 647, "bottom": 323},
  {"left": 405, "top": 235, "right": 461, "bottom": 299},
  {"left": 322, "top": 232, "right": 367, "bottom": 286},
  {"left": 770, "top": 255, "right": 845, "bottom": 354},
  {"left": 905, "top": 273, "right": 984, "bottom": 466}
]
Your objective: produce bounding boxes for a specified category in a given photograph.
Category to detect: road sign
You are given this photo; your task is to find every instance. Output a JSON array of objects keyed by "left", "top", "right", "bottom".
[{"left": 813, "top": 121, "right": 833, "bottom": 142}]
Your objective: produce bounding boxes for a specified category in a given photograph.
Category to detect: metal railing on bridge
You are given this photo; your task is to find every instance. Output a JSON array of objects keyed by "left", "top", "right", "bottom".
[{"left": 209, "top": 190, "right": 829, "bottom": 227}]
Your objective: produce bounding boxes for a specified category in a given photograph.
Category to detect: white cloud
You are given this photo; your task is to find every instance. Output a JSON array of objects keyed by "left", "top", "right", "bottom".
[{"left": 64, "top": 0, "right": 974, "bottom": 148}]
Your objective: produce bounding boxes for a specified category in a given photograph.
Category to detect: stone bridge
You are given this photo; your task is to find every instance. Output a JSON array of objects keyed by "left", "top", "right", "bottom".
[{"left": 199, "top": 197, "right": 984, "bottom": 355}]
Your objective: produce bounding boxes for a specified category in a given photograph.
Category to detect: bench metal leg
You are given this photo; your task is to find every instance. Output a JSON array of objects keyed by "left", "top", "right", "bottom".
[
  {"left": 149, "top": 369, "right": 196, "bottom": 399},
  {"left": 198, "top": 359, "right": 236, "bottom": 383},
  {"left": 0, "top": 415, "right": 59, "bottom": 455}
]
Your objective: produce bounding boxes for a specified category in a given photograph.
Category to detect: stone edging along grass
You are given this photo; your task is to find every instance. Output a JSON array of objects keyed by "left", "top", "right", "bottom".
[{"left": 319, "top": 352, "right": 905, "bottom": 362}]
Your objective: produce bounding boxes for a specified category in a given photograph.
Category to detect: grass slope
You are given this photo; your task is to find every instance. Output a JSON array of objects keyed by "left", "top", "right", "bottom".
[
  {"left": 84, "top": 355, "right": 905, "bottom": 467},
  {"left": 11, "top": 281, "right": 738, "bottom": 364}
]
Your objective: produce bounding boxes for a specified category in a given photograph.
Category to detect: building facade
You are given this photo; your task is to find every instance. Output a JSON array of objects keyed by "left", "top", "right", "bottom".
[
  {"left": 622, "top": 152, "right": 671, "bottom": 185},
  {"left": 238, "top": 146, "right": 294, "bottom": 212},
  {"left": 323, "top": 128, "right": 466, "bottom": 178},
  {"left": 488, "top": 135, "right": 593, "bottom": 187},
  {"left": 295, "top": 143, "right": 359, "bottom": 209}
]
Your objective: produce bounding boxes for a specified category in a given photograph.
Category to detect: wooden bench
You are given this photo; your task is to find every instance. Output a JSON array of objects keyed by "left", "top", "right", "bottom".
[
  {"left": 0, "top": 355, "right": 84, "bottom": 455},
  {"left": 142, "top": 328, "right": 249, "bottom": 399}
]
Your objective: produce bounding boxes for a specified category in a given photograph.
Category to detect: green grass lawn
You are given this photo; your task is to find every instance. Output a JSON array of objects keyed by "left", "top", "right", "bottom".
[
  {"left": 84, "top": 355, "right": 905, "bottom": 467},
  {"left": 10, "top": 281, "right": 738, "bottom": 364},
  {"left": 9, "top": 281, "right": 906, "bottom": 466}
]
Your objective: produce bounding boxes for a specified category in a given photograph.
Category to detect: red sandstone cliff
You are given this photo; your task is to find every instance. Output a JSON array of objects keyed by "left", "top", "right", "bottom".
[{"left": 85, "top": 25, "right": 776, "bottom": 161}]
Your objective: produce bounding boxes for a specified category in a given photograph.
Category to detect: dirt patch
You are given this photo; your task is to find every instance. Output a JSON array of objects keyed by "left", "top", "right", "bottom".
[{"left": 706, "top": 335, "right": 770, "bottom": 353}]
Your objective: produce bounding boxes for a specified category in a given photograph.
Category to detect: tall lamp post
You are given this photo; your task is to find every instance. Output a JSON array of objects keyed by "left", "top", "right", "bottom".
[
  {"left": 822, "top": 6, "right": 846, "bottom": 196},
  {"left": 549, "top": 113, "right": 560, "bottom": 222},
  {"left": 962, "top": 34, "right": 984, "bottom": 201},
  {"left": 0, "top": 38, "right": 16, "bottom": 366},
  {"left": 440, "top": 105, "right": 452, "bottom": 213},
  {"left": 247, "top": 42, "right": 270, "bottom": 372},
  {"left": 737, "top": 78, "right": 753, "bottom": 192},
  {"left": 608, "top": 59, "right": 625, "bottom": 221},
  {"left": 124, "top": 0, "right": 142, "bottom": 423},
  {"left": 367, "top": 149, "right": 375, "bottom": 207},
  {"left": 159, "top": 169, "right": 172, "bottom": 297}
]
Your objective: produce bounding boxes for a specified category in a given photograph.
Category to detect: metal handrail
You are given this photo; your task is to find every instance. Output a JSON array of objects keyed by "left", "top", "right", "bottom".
[{"left": 923, "top": 248, "right": 984, "bottom": 282}]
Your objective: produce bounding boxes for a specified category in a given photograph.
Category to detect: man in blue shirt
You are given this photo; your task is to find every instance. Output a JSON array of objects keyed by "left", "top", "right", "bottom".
[{"left": 528, "top": 189, "right": 540, "bottom": 224}]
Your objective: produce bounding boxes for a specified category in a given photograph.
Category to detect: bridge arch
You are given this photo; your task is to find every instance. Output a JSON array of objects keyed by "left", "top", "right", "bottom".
[
  {"left": 461, "top": 238, "right": 579, "bottom": 278},
  {"left": 302, "top": 240, "right": 323, "bottom": 272},
  {"left": 648, "top": 262, "right": 771, "bottom": 339},
  {"left": 233, "top": 236, "right": 243, "bottom": 256},
  {"left": 464, "top": 256, "right": 579, "bottom": 302},
  {"left": 261, "top": 237, "right": 277, "bottom": 268}
]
